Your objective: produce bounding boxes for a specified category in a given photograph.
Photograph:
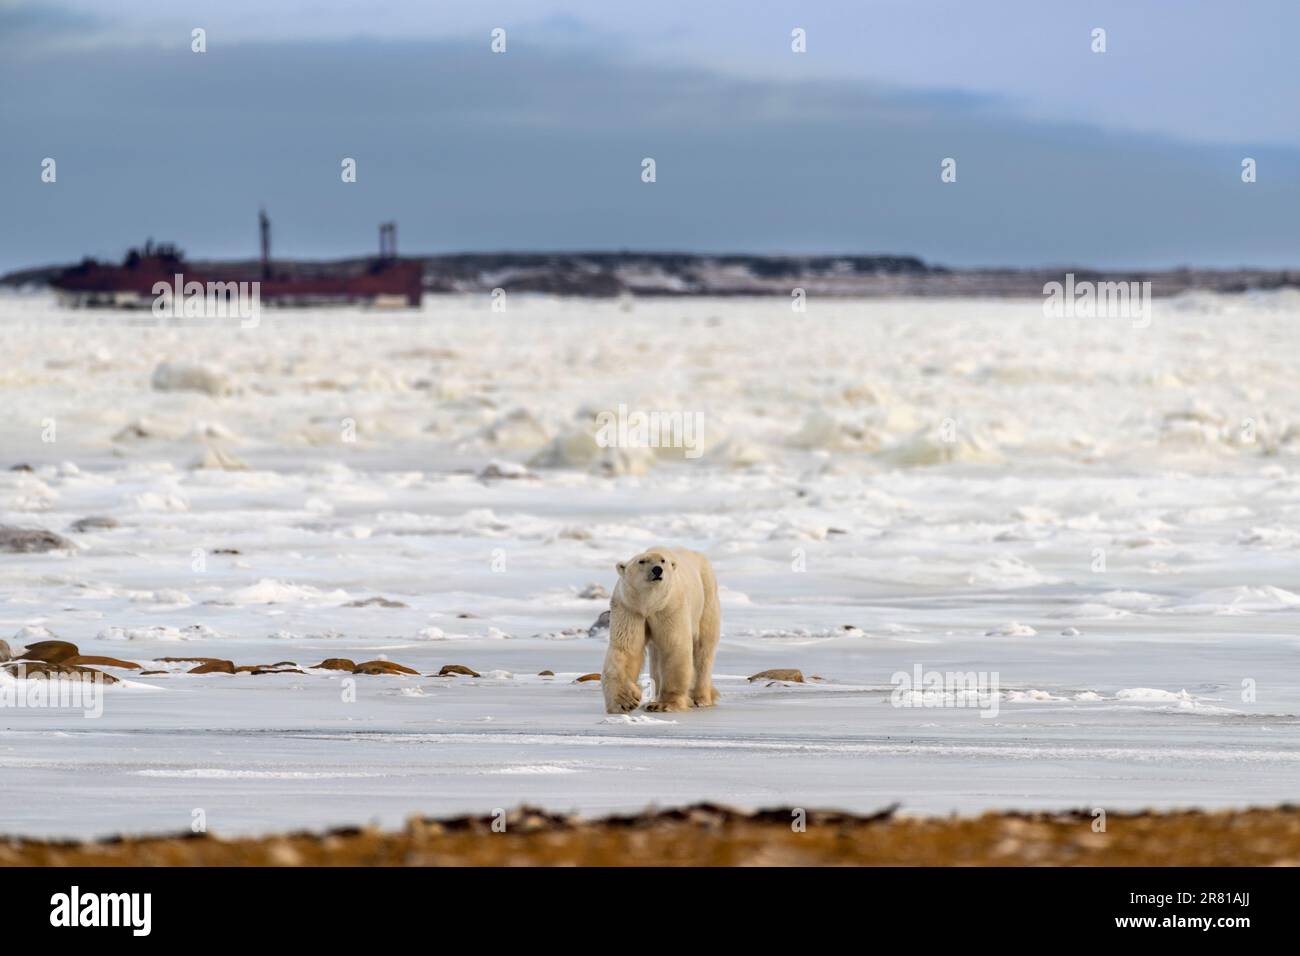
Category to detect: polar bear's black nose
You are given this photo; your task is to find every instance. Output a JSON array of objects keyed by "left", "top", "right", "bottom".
[{"left": 651, "top": 565, "right": 663, "bottom": 579}]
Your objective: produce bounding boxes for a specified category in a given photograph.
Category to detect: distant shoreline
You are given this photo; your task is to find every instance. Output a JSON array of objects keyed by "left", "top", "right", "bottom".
[{"left": 4, "top": 253, "right": 1297, "bottom": 298}]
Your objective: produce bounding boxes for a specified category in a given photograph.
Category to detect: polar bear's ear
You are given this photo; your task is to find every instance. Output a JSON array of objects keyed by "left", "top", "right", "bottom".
[{"left": 616, "top": 561, "right": 627, "bottom": 576}]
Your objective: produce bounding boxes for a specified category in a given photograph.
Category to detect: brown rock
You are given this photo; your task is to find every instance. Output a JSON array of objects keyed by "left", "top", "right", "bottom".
[
  {"left": 1, "top": 661, "right": 119, "bottom": 684},
  {"left": 158, "top": 657, "right": 228, "bottom": 664},
  {"left": 139, "top": 670, "right": 169, "bottom": 676},
  {"left": 477, "top": 461, "right": 534, "bottom": 481},
  {"left": 234, "top": 663, "right": 300, "bottom": 673},
  {"left": 311, "top": 658, "right": 357, "bottom": 672},
  {"left": 574, "top": 672, "right": 601, "bottom": 683},
  {"left": 748, "top": 669, "right": 804, "bottom": 683},
  {"left": 0, "top": 526, "right": 75, "bottom": 553},
  {"left": 0, "top": 639, "right": 13, "bottom": 663},
  {"left": 19, "top": 640, "right": 80, "bottom": 664},
  {"left": 437, "top": 664, "right": 480, "bottom": 678},
  {"left": 68, "top": 516, "right": 120, "bottom": 533},
  {"left": 538, "top": 670, "right": 555, "bottom": 677},
  {"left": 65, "top": 655, "right": 141, "bottom": 670},
  {"left": 112, "top": 422, "right": 152, "bottom": 441},
  {"left": 354, "top": 660, "right": 420, "bottom": 676},
  {"left": 188, "top": 660, "right": 236, "bottom": 674},
  {"left": 344, "top": 596, "right": 409, "bottom": 608}
]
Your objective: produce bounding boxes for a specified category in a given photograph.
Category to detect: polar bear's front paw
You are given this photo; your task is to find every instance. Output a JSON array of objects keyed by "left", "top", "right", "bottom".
[
  {"left": 645, "top": 696, "right": 690, "bottom": 713},
  {"left": 605, "top": 683, "right": 642, "bottom": 714}
]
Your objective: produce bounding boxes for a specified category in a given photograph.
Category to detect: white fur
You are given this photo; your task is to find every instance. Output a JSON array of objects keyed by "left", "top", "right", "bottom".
[{"left": 602, "top": 547, "right": 721, "bottom": 714}]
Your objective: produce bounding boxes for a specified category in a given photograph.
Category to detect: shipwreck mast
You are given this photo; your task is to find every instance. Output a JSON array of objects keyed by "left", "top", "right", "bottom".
[
  {"left": 378, "top": 221, "right": 397, "bottom": 261},
  {"left": 259, "top": 208, "right": 272, "bottom": 279}
]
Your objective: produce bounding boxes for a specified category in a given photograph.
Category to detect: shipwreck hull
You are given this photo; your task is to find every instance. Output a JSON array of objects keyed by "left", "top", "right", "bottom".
[
  {"left": 51, "top": 215, "right": 424, "bottom": 309},
  {"left": 52, "top": 260, "right": 423, "bottom": 309}
]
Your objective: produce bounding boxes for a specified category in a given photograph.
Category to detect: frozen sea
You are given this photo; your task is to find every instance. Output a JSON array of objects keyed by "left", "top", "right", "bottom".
[{"left": 2, "top": 290, "right": 1299, "bottom": 839}]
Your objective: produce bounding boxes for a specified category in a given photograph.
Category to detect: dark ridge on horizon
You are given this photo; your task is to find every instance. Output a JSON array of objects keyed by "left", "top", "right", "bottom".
[{"left": 4, "top": 251, "right": 1298, "bottom": 299}]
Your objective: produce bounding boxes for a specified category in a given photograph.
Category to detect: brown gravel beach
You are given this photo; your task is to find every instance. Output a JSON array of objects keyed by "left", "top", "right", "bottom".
[{"left": 5, "top": 804, "right": 1299, "bottom": 867}]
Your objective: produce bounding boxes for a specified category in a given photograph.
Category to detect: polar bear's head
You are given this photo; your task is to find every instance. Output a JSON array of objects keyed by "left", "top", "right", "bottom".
[{"left": 615, "top": 548, "right": 678, "bottom": 612}]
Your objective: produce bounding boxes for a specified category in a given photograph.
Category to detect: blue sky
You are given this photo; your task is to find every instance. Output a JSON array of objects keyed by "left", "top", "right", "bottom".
[{"left": 2, "top": 0, "right": 1297, "bottom": 270}]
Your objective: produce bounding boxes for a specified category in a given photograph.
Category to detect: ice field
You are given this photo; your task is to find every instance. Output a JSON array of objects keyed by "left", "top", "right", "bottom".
[{"left": 2, "top": 291, "right": 1299, "bottom": 838}]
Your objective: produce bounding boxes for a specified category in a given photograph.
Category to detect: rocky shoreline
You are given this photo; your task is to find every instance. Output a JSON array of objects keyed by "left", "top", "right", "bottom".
[
  {"left": 0, "top": 632, "right": 515, "bottom": 684},
  {"left": 5, "top": 804, "right": 1299, "bottom": 866}
]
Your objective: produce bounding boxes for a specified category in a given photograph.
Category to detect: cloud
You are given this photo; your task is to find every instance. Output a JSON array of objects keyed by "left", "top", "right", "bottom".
[
  {"left": 0, "top": 0, "right": 108, "bottom": 48},
  {"left": 1, "top": 37, "right": 1297, "bottom": 272}
]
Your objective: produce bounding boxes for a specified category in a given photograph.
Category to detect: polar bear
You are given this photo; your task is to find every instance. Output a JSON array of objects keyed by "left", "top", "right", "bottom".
[{"left": 602, "top": 547, "right": 721, "bottom": 713}]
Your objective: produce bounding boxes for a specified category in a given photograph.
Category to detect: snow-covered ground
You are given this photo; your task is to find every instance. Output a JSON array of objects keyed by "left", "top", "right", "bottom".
[{"left": 2, "top": 291, "right": 1299, "bottom": 839}]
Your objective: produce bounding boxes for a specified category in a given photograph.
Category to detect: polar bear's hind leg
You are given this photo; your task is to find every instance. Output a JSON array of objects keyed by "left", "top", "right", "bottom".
[
  {"left": 691, "top": 589, "right": 721, "bottom": 707},
  {"left": 646, "top": 643, "right": 660, "bottom": 701},
  {"left": 645, "top": 617, "right": 693, "bottom": 712}
]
